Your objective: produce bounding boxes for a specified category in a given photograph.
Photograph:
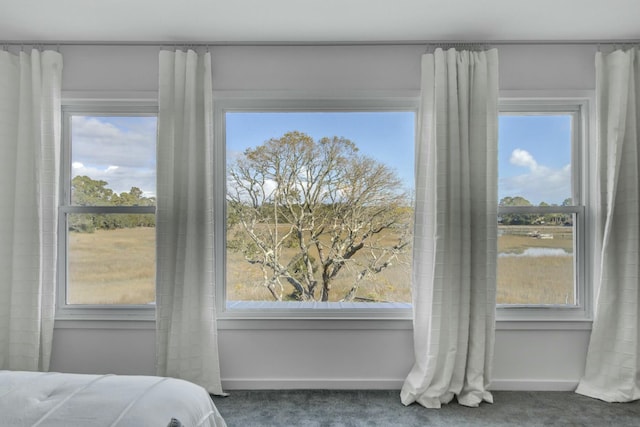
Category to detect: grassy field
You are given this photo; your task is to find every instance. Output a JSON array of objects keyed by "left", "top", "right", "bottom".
[
  {"left": 67, "top": 225, "right": 575, "bottom": 306},
  {"left": 497, "top": 225, "right": 574, "bottom": 305},
  {"left": 226, "top": 224, "right": 413, "bottom": 303},
  {"left": 68, "top": 227, "right": 155, "bottom": 305}
]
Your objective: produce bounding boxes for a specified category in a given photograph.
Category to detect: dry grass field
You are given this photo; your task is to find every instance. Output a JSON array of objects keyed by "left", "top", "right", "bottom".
[
  {"left": 67, "top": 224, "right": 575, "bottom": 306},
  {"left": 226, "top": 224, "right": 413, "bottom": 302},
  {"left": 68, "top": 227, "right": 155, "bottom": 305},
  {"left": 497, "top": 225, "right": 574, "bottom": 305}
]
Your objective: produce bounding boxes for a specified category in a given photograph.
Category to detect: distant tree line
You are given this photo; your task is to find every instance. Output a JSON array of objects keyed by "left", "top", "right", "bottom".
[
  {"left": 70, "top": 175, "right": 155, "bottom": 233},
  {"left": 499, "top": 196, "right": 573, "bottom": 226}
]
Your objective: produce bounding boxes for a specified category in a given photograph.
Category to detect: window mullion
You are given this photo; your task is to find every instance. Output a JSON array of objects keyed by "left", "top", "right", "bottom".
[{"left": 62, "top": 206, "right": 156, "bottom": 214}]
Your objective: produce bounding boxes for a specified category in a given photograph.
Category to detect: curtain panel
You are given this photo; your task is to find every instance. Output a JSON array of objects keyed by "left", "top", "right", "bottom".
[
  {"left": 401, "top": 48, "right": 499, "bottom": 409},
  {"left": 576, "top": 48, "right": 640, "bottom": 403},
  {"left": 156, "top": 49, "right": 224, "bottom": 395},
  {"left": 0, "top": 49, "right": 62, "bottom": 371}
]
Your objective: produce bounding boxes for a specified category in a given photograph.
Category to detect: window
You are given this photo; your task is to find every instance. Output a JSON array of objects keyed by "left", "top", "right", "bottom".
[
  {"left": 216, "top": 97, "right": 417, "bottom": 317},
  {"left": 58, "top": 105, "right": 157, "bottom": 318},
  {"left": 497, "top": 96, "right": 591, "bottom": 320}
]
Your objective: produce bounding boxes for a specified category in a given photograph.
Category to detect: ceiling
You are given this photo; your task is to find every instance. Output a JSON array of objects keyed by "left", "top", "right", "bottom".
[{"left": 1, "top": 0, "right": 639, "bottom": 44}]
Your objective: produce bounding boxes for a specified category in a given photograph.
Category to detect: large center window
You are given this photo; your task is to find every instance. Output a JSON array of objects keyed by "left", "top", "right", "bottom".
[{"left": 222, "top": 107, "right": 416, "bottom": 314}]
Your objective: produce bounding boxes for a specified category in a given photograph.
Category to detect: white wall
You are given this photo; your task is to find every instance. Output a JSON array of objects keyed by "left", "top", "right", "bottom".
[{"left": 52, "top": 43, "right": 597, "bottom": 390}]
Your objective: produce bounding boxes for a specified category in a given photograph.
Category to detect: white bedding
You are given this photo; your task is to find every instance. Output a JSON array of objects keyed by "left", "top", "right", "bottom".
[{"left": 0, "top": 371, "right": 227, "bottom": 427}]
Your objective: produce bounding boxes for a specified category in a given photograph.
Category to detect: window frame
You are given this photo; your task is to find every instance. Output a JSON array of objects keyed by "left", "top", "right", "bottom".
[
  {"left": 57, "top": 101, "right": 158, "bottom": 320},
  {"left": 213, "top": 92, "right": 419, "bottom": 320},
  {"left": 496, "top": 92, "right": 594, "bottom": 322},
  {"left": 55, "top": 92, "right": 593, "bottom": 324}
]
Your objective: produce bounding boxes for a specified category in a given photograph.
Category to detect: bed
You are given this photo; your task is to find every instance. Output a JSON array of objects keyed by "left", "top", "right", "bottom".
[{"left": 0, "top": 370, "right": 227, "bottom": 427}]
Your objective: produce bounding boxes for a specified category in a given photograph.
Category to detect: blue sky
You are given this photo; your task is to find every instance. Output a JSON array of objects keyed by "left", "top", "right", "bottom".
[
  {"left": 226, "top": 111, "right": 416, "bottom": 192},
  {"left": 498, "top": 114, "right": 572, "bottom": 205},
  {"left": 71, "top": 112, "right": 572, "bottom": 206},
  {"left": 71, "top": 115, "right": 157, "bottom": 198}
]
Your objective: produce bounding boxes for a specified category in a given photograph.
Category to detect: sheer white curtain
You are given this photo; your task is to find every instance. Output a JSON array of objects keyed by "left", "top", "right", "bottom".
[
  {"left": 0, "top": 49, "right": 62, "bottom": 372},
  {"left": 401, "top": 48, "right": 499, "bottom": 409},
  {"left": 576, "top": 48, "right": 640, "bottom": 403},
  {"left": 156, "top": 49, "right": 224, "bottom": 395}
]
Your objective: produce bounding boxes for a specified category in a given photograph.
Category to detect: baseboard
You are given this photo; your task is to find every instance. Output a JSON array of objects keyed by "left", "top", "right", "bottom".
[
  {"left": 222, "top": 378, "right": 579, "bottom": 391},
  {"left": 491, "top": 379, "right": 579, "bottom": 391},
  {"left": 222, "top": 378, "right": 405, "bottom": 390}
]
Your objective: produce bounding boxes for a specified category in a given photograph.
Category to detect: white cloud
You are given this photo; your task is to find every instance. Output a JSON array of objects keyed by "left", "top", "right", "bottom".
[
  {"left": 501, "top": 149, "right": 571, "bottom": 205},
  {"left": 510, "top": 148, "right": 538, "bottom": 170},
  {"left": 71, "top": 116, "right": 156, "bottom": 196}
]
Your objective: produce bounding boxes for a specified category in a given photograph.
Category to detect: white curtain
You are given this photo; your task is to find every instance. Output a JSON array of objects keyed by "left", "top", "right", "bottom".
[
  {"left": 0, "top": 49, "right": 62, "bottom": 372},
  {"left": 576, "top": 48, "right": 640, "bottom": 402},
  {"left": 156, "top": 49, "right": 224, "bottom": 395},
  {"left": 401, "top": 48, "right": 499, "bottom": 408}
]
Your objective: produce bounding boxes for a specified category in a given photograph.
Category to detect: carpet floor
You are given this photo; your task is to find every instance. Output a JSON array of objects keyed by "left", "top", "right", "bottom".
[{"left": 211, "top": 389, "right": 640, "bottom": 427}]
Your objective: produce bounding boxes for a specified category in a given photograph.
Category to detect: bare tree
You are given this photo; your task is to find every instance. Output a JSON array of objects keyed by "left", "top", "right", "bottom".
[{"left": 227, "top": 131, "right": 412, "bottom": 302}]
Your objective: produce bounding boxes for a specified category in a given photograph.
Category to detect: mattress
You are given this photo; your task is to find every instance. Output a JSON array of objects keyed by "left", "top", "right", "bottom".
[{"left": 0, "top": 370, "right": 227, "bottom": 427}]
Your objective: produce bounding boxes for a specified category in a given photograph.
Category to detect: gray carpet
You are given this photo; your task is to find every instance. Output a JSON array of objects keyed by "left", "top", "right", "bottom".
[{"left": 211, "top": 390, "right": 640, "bottom": 427}]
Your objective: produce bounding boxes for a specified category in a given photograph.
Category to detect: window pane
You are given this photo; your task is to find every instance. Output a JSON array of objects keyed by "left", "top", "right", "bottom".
[
  {"left": 226, "top": 111, "right": 415, "bottom": 304},
  {"left": 497, "top": 220, "right": 575, "bottom": 305},
  {"left": 498, "top": 113, "right": 576, "bottom": 306},
  {"left": 71, "top": 116, "right": 157, "bottom": 206},
  {"left": 67, "top": 213, "right": 155, "bottom": 305}
]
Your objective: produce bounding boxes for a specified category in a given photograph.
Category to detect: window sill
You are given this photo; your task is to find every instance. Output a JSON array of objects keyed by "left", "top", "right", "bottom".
[
  {"left": 55, "top": 305, "right": 156, "bottom": 322},
  {"left": 52, "top": 301, "right": 592, "bottom": 332},
  {"left": 54, "top": 318, "right": 155, "bottom": 330},
  {"left": 495, "top": 319, "right": 592, "bottom": 331},
  {"left": 52, "top": 313, "right": 592, "bottom": 333},
  {"left": 496, "top": 304, "right": 592, "bottom": 323},
  {"left": 222, "top": 300, "right": 411, "bottom": 319},
  {"left": 226, "top": 300, "right": 412, "bottom": 310}
]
